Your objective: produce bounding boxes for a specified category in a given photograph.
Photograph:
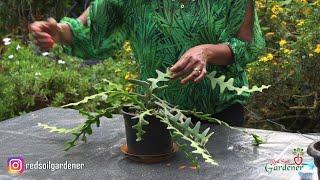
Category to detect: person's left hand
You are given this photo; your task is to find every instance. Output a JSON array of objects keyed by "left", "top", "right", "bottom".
[{"left": 170, "top": 45, "right": 208, "bottom": 84}]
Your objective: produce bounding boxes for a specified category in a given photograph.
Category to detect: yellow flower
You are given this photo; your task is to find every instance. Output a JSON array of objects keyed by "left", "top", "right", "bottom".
[
  {"left": 297, "top": 19, "right": 305, "bottom": 26},
  {"left": 297, "top": 21, "right": 305, "bottom": 26},
  {"left": 256, "top": 1, "right": 264, "bottom": 9},
  {"left": 124, "top": 41, "right": 130, "bottom": 47},
  {"left": 114, "top": 68, "right": 121, "bottom": 73},
  {"left": 125, "top": 86, "right": 134, "bottom": 92},
  {"left": 124, "top": 73, "right": 131, "bottom": 80},
  {"left": 299, "top": 0, "right": 307, "bottom": 3},
  {"left": 271, "top": 14, "right": 277, "bottom": 19},
  {"left": 283, "top": 48, "right": 292, "bottom": 55},
  {"left": 314, "top": 44, "right": 320, "bottom": 54},
  {"left": 271, "top": 5, "right": 284, "bottom": 15},
  {"left": 259, "top": 57, "right": 269, "bottom": 62},
  {"left": 247, "top": 67, "right": 252, "bottom": 73},
  {"left": 279, "top": 39, "right": 287, "bottom": 47},
  {"left": 265, "top": 32, "right": 275, "bottom": 37},
  {"left": 123, "top": 41, "right": 132, "bottom": 53},
  {"left": 266, "top": 53, "right": 274, "bottom": 60},
  {"left": 125, "top": 46, "right": 132, "bottom": 53},
  {"left": 259, "top": 53, "right": 273, "bottom": 62},
  {"left": 128, "top": 84, "right": 134, "bottom": 88}
]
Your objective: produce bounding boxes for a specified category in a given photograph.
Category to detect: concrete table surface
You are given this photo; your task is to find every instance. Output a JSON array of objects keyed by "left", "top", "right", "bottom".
[{"left": 0, "top": 107, "right": 319, "bottom": 180}]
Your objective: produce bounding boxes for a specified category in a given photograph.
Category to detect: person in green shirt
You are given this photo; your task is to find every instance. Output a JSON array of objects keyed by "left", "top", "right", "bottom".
[{"left": 30, "top": 0, "right": 265, "bottom": 126}]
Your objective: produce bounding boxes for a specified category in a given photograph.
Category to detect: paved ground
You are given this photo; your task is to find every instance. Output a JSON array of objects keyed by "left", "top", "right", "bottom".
[{"left": 0, "top": 107, "right": 319, "bottom": 180}]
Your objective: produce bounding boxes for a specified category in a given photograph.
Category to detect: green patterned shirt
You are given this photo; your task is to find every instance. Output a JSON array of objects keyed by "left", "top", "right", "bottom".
[{"left": 61, "top": 0, "right": 265, "bottom": 114}]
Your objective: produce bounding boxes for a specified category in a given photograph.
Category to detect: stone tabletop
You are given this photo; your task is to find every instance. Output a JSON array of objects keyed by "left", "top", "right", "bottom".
[{"left": 0, "top": 107, "right": 319, "bottom": 180}]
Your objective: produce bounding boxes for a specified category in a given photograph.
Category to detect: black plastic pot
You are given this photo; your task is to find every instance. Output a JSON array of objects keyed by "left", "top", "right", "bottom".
[
  {"left": 122, "top": 107, "right": 173, "bottom": 156},
  {"left": 307, "top": 141, "right": 320, "bottom": 180}
]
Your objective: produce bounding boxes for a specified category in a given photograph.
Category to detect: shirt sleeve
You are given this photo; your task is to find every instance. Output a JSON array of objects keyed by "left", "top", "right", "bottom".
[
  {"left": 224, "top": 0, "right": 266, "bottom": 71},
  {"left": 60, "top": 0, "right": 126, "bottom": 59},
  {"left": 60, "top": 17, "right": 96, "bottom": 59}
]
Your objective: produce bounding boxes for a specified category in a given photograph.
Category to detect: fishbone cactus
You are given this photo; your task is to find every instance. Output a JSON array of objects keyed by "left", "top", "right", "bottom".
[
  {"left": 208, "top": 71, "right": 271, "bottom": 95},
  {"left": 38, "top": 69, "right": 269, "bottom": 167}
]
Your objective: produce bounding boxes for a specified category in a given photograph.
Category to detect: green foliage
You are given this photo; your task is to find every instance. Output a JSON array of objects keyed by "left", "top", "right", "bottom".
[
  {"left": 132, "top": 110, "right": 152, "bottom": 142},
  {"left": 0, "top": 0, "right": 88, "bottom": 36},
  {"left": 38, "top": 123, "right": 80, "bottom": 134},
  {"left": 156, "top": 102, "right": 217, "bottom": 166},
  {"left": 64, "top": 108, "right": 114, "bottom": 151},
  {"left": 207, "top": 71, "right": 271, "bottom": 95},
  {"left": 147, "top": 70, "right": 171, "bottom": 91},
  {"left": 0, "top": 41, "right": 89, "bottom": 120},
  {"left": 61, "top": 92, "right": 108, "bottom": 108},
  {"left": 39, "top": 68, "right": 267, "bottom": 167},
  {"left": 246, "top": 0, "right": 320, "bottom": 132},
  {"left": 251, "top": 134, "right": 264, "bottom": 146},
  {"left": 188, "top": 111, "right": 265, "bottom": 146},
  {"left": 0, "top": 39, "right": 137, "bottom": 121}
]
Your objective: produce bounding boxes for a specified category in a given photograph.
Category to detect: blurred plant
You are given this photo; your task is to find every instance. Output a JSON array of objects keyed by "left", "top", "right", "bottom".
[
  {"left": 0, "top": 38, "right": 136, "bottom": 121},
  {"left": 0, "top": 0, "right": 91, "bottom": 36},
  {"left": 246, "top": 0, "right": 320, "bottom": 132}
]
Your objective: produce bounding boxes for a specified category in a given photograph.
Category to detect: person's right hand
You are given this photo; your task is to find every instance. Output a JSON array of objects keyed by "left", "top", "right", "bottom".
[{"left": 29, "top": 18, "right": 61, "bottom": 51}]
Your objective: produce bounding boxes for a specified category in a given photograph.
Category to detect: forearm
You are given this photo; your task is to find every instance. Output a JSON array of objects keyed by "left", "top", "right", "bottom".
[
  {"left": 77, "top": 8, "right": 90, "bottom": 26},
  {"left": 204, "top": 0, "right": 255, "bottom": 67},
  {"left": 202, "top": 44, "right": 234, "bottom": 66},
  {"left": 57, "top": 8, "right": 90, "bottom": 45},
  {"left": 57, "top": 23, "right": 72, "bottom": 45}
]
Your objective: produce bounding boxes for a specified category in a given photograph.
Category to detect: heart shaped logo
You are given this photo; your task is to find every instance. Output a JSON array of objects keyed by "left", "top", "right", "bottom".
[{"left": 294, "top": 156, "right": 303, "bottom": 165}]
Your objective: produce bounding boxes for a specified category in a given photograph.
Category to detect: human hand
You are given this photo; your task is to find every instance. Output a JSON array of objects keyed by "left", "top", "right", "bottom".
[
  {"left": 170, "top": 45, "right": 208, "bottom": 84},
  {"left": 29, "top": 18, "right": 62, "bottom": 51}
]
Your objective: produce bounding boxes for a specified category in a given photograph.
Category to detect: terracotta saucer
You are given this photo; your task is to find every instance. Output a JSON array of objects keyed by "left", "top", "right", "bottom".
[{"left": 120, "top": 143, "right": 178, "bottom": 163}]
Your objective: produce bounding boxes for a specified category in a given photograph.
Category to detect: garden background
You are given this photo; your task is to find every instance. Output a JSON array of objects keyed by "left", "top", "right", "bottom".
[{"left": 0, "top": 0, "right": 319, "bottom": 133}]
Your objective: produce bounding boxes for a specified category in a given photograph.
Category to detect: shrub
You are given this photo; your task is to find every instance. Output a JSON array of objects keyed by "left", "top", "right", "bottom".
[
  {"left": 0, "top": 39, "right": 137, "bottom": 121},
  {"left": 0, "top": 0, "right": 90, "bottom": 36},
  {"left": 246, "top": 0, "right": 320, "bottom": 132}
]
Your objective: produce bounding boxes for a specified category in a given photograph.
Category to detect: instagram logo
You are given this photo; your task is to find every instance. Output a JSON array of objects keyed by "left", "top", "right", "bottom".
[{"left": 7, "top": 157, "right": 24, "bottom": 174}]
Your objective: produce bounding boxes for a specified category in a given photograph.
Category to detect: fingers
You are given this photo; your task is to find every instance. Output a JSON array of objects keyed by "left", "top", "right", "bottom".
[
  {"left": 171, "top": 56, "right": 195, "bottom": 79},
  {"left": 180, "top": 68, "right": 201, "bottom": 84},
  {"left": 47, "top": 18, "right": 57, "bottom": 27},
  {"left": 29, "top": 18, "right": 58, "bottom": 51},
  {"left": 171, "top": 70, "right": 185, "bottom": 79},
  {"left": 29, "top": 21, "right": 45, "bottom": 34},
  {"left": 46, "top": 18, "right": 58, "bottom": 36},
  {"left": 32, "top": 31, "right": 52, "bottom": 39},
  {"left": 180, "top": 62, "right": 205, "bottom": 84},
  {"left": 35, "top": 38, "right": 54, "bottom": 44},
  {"left": 170, "top": 55, "right": 190, "bottom": 73},
  {"left": 171, "top": 53, "right": 208, "bottom": 84},
  {"left": 193, "top": 69, "right": 207, "bottom": 83},
  {"left": 33, "top": 34, "right": 54, "bottom": 49},
  {"left": 33, "top": 31, "right": 54, "bottom": 50}
]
